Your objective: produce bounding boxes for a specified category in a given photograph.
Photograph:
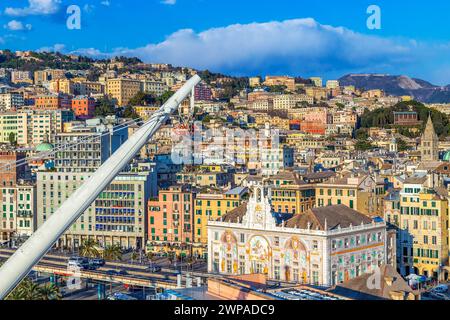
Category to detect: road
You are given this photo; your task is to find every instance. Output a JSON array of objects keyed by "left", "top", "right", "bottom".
[{"left": 0, "top": 248, "right": 212, "bottom": 291}]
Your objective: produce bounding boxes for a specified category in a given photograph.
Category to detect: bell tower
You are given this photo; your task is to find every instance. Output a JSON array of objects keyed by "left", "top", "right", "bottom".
[
  {"left": 242, "top": 182, "right": 276, "bottom": 230},
  {"left": 420, "top": 114, "right": 439, "bottom": 162}
]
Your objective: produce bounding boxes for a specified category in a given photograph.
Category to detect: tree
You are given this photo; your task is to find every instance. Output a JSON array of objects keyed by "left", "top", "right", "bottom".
[
  {"left": 128, "top": 91, "right": 155, "bottom": 106},
  {"left": 94, "top": 97, "right": 116, "bottom": 117},
  {"left": 397, "top": 138, "right": 410, "bottom": 152},
  {"left": 38, "top": 283, "right": 62, "bottom": 300},
  {"left": 6, "top": 278, "right": 62, "bottom": 300},
  {"left": 157, "top": 91, "right": 175, "bottom": 106},
  {"left": 7, "top": 278, "right": 41, "bottom": 300},
  {"left": 79, "top": 239, "right": 100, "bottom": 258},
  {"left": 355, "top": 138, "right": 376, "bottom": 151},
  {"left": 336, "top": 103, "right": 345, "bottom": 110},
  {"left": 8, "top": 132, "right": 16, "bottom": 146},
  {"left": 103, "top": 244, "right": 122, "bottom": 261},
  {"left": 123, "top": 105, "right": 139, "bottom": 119},
  {"left": 360, "top": 100, "right": 450, "bottom": 138}
]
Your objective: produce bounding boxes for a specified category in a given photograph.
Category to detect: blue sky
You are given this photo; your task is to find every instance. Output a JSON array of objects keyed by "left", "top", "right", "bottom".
[{"left": 1, "top": 0, "right": 450, "bottom": 84}]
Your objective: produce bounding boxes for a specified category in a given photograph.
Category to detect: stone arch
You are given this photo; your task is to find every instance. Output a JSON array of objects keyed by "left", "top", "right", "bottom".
[{"left": 283, "top": 236, "right": 309, "bottom": 283}]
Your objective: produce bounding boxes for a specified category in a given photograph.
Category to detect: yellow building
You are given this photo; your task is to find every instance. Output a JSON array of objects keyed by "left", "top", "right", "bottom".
[
  {"left": 134, "top": 106, "right": 159, "bottom": 121},
  {"left": 398, "top": 186, "right": 449, "bottom": 278},
  {"left": 194, "top": 187, "right": 248, "bottom": 254},
  {"left": 268, "top": 171, "right": 316, "bottom": 215},
  {"left": 316, "top": 174, "right": 385, "bottom": 217},
  {"left": 106, "top": 78, "right": 141, "bottom": 106}
]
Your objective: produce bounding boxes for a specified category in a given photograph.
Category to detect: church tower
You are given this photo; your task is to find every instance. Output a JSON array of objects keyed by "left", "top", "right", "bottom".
[{"left": 420, "top": 114, "right": 439, "bottom": 162}]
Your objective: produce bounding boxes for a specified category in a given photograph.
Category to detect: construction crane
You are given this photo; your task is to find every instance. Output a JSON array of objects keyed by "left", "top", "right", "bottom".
[{"left": 0, "top": 75, "right": 201, "bottom": 299}]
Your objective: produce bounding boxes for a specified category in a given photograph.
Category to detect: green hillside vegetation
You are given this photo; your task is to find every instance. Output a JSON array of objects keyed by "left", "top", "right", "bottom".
[
  {"left": 0, "top": 50, "right": 94, "bottom": 71},
  {"left": 360, "top": 100, "right": 450, "bottom": 138}
]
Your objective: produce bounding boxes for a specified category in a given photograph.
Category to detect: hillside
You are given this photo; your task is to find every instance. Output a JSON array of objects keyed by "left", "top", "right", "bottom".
[
  {"left": 360, "top": 100, "right": 450, "bottom": 138},
  {"left": 339, "top": 74, "right": 450, "bottom": 103}
]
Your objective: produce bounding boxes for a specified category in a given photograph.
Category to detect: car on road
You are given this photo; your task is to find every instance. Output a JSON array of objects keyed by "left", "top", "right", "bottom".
[
  {"left": 146, "top": 265, "right": 162, "bottom": 273},
  {"left": 106, "top": 270, "right": 118, "bottom": 276},
  {"left": 117, "top": 269, "right": 129, "bottom": 276},
  {"left": 68, "top": 256, "right": 88, "bottom": 264},
  {"left": 89, "top": 258, "right": 106, "bottom": 267}
]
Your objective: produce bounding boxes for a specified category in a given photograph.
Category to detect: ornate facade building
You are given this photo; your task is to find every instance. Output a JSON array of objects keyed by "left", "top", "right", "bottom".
[{"left": 207, "top": 182, "right": 390, "bottom": 287}]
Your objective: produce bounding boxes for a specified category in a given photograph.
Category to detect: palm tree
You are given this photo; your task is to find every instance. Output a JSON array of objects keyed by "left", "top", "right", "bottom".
[
  {"left": 7, "top": 278, "right": 42, "bottom": 300},
  {"left": 79, "top": 239, "right": 100, "bottom": 258},
  {"left": 103, "top": 244, "right": 122, "bottom": 261},
  {"left": 146, "top": 252, "right": 155, "bottom": 263},
  {"left": 130, "top": 251, "right": 139, "bottom": 264},
  {"left": 38, "top": 283, "right": 62, "bottom": 300}
]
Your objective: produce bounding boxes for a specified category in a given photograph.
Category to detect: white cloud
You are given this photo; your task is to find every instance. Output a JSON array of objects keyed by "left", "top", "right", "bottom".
[
  {"left": 101, "top": 1, "right": 111, "bottom": 6},
  {"left": 114, "top": 18, "right": 414, "bottom": 76},
  {"left": 161, "top": 0, "right": 176, "bottom": 5},
  {"left": 4, "top": 20, "right": 32, "bottom": 31},
  {"left": 5, "top": 0, "right": 61, "bottom": 17},
  {"left": 51, "top": 18, "right": 450, "bottom": 84},
  {"left": 38, "top": 43, "right": 66, "bottom": 53}
]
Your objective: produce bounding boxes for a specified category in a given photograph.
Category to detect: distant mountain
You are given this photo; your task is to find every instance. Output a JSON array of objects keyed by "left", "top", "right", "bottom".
[{"left": 339, "top": 74, "right": 450, "bottom": 103}]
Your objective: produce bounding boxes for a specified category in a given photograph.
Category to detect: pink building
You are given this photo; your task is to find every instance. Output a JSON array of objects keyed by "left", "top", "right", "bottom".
[{"left": 148, "top": 185, "right": 196, "bottom": 252}]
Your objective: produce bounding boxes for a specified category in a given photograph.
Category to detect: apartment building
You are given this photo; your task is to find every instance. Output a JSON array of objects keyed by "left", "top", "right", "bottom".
[
  {"left": 11, "top": 71, "right": 33, "bottom": 85},
  {"left": 385, "top": 180, "right": 450, "bottom": 279},
  {"left": 268, "top": 171, "right": 316, "bottom": 215},
  {"left": 107, "top": 78, "right": 142, "bottom": 106},
  {"left": 316, "top": 174, "right": 386, "bottom": 217},
  {"left": 36, "top": 170, "right": 153, "bottom": 249},
  {"left": 71, "top": 96, "right": 96, "bottom": 119},
  {"left": 0, "top": 93, "right": 24, "bottom": 111},
  {"left": 147, "top": 185, "right": 195, "bottom": 253},
  {"left": 34, "top": 93, "right": 72, "bottom": 110},
  {"left": 0, "top": 109, "right": 74, "bottom": 146},
  {"left": 141, "top": 80, "right": 168, "bottom": 97},
  {"left": 194, "top": 187, "right": 248, "bottom": 255},
  {"left": 263, "top": 76, "right": 296, "bottom": 91},
  {"left": 272, "top": 94, "right": 314, "bottom": 111}
]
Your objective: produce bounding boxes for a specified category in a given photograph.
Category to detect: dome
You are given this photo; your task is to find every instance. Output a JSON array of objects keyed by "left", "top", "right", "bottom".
[
  {"left": 443, "top": 151, "right": 450, "bottom": 162},
  {"left": 36, "top": 142, "right": 54, "bottom": 153}
]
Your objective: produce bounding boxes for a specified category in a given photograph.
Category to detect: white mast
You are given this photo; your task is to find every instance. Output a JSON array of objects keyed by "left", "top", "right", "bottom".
[{"left": 0, "top": 75, "right": 201, "bottom": 299}]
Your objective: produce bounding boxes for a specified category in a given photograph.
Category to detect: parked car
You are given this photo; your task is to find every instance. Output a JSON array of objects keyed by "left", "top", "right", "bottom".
[
  {"left": 68, "top": 256, "right": 88, "bottom": 264},
  {"left": 106, "top": 270, "right": 118, "bottom": 276},
  {"left": 146, "top": 265, "right": 162, "bottom": 273},
  {"left": 90, "top": 258, "right": 106, "bottom": 267},
  {"left": 117, "top": 269, "right": 128, "bottom": 276},
  {"left": 68, "top": 256, "right": 92, "bottom": 270}
]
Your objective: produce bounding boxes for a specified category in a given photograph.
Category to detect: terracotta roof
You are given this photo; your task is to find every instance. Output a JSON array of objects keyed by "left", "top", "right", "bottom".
[
  {"left": 285, "top": 205, "right": 373, "bottom": 231},
  {"left": 328, "top": 265, "right": 418, "bottom": 300},
  {"left": 220, "top": 202, "right": 248, "bottom": 223}
]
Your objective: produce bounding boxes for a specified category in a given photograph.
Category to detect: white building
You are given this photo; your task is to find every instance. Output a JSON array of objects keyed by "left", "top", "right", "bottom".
[
  {"left": 208, "top": 182, "right": 389, "bottom": 286},
  {"left": 0, "top": 93, "right": 24, "bottom": 111}
]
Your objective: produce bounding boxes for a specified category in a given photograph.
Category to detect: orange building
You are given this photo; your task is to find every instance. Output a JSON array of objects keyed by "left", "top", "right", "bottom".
[
  {"left": 300, "top": 122, "right": 327, "bottom": 135},
  {"left": 71, "top": 96, "right": 96, "bottom": 119},
  {"left": 34, "top": 94, "right": 71, "bottom": 110},
  {"left": 147, "top": 185, "right": 196, "bottom": 254}
]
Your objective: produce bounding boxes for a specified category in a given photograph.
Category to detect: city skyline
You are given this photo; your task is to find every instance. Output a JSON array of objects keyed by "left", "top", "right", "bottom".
[{"left": 0, "top": 0, "right": 450, "bottom": 84}]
